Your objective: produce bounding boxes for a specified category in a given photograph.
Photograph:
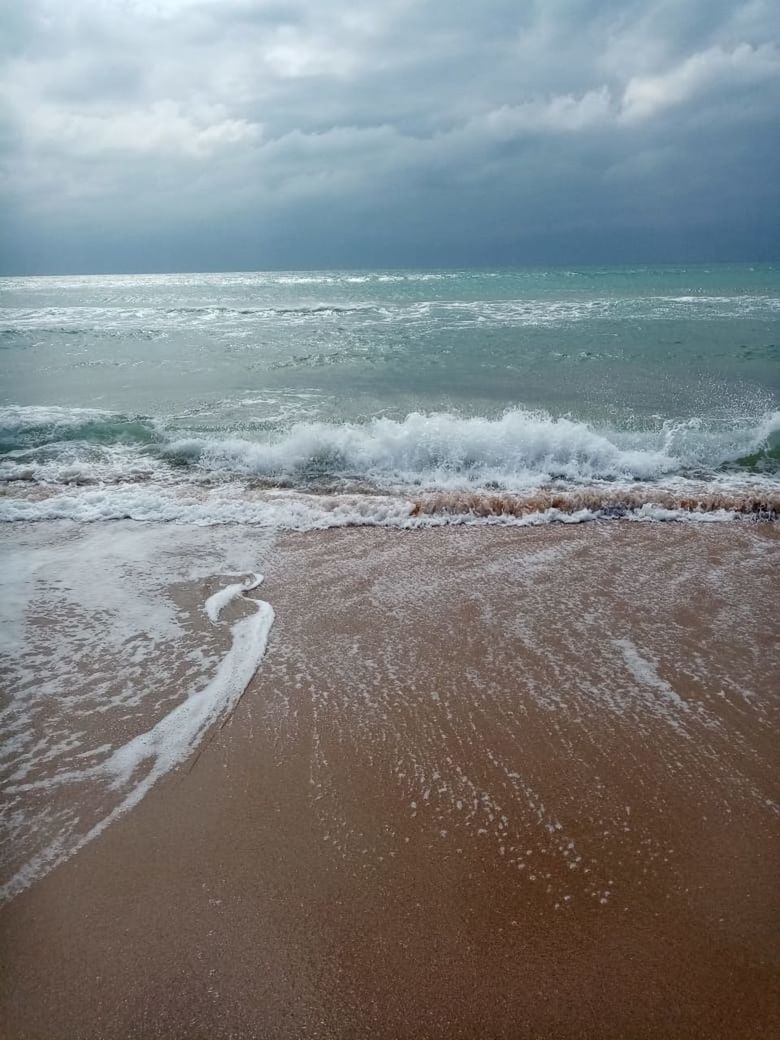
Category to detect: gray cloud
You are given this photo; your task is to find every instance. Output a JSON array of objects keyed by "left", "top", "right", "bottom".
[{"left": 0, "top": 0, "right": 778, "bottom": 272}]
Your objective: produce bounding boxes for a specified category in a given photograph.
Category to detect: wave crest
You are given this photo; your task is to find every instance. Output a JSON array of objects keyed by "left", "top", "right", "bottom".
[
  {"left": 2, "top": 406, "right": 778, "bottom": 493},
  {"left": 0, "top": 406, "right": 157, "bottom": 452},
  {"left": 164, "top": 409, "right": 779, "bottom": 490}
]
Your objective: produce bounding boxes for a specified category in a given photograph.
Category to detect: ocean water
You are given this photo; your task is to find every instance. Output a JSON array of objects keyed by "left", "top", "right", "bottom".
[
  {"left": 1, "top": 265, "right": 779, "bottom": 903},
  {"left": 1, "top": 264, "right": 778, "bottom": 524}
]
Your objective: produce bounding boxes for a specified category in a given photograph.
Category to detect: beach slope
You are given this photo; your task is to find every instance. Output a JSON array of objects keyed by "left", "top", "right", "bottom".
[{"left": 1, "top": 522, "right": 778, "bottom": 1039}]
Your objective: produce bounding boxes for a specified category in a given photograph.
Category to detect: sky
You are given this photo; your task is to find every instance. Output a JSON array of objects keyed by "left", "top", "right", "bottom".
[{"left": 0, "top": 0, "right": 778, "bottom": 273}]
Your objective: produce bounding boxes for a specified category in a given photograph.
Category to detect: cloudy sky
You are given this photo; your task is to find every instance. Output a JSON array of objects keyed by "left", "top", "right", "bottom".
[{"left": 1, "top": 0, "right": 778, "bottom": 273}]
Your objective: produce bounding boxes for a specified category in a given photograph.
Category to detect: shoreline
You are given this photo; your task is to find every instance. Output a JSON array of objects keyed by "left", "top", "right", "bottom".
[{"left": 1, "top": 522, "right": 779, "bottom": 1038}]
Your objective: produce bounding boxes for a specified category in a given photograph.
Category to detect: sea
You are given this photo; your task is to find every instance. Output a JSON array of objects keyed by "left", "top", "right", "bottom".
[
  {"left": 1, "top": 264, "right": 778, "bottom": 525},
  {"left": 1, "top": 264, "right": 778, "bottom": 903}
]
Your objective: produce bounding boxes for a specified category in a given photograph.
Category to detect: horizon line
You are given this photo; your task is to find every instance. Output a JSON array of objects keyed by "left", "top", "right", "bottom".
[{"left": 1, "top": 258, "right": 778, "bottom": 279}]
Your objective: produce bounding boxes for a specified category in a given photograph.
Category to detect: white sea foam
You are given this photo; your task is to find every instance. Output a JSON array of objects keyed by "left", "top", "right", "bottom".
[
  {"left": 204, "top": 573, "right": 262, "bottom": 622},
  {"left": 0, "top": 524, "right": 275, "bottom": 903},
  {"left": 163, "top": 410, "right": 678, "bottom": 485},
  {"left": 613, "top": 639, "right": 688, "bottom": 712},
  {"left": 2, "top": 577, "right": 274, "bottom": 902},
  {"left": 162, "top": 408, "right": 779, "bottom": 488},
  {"left": 100, "top": 579, "right": 274, "bottom": 805},
  {"left": 0, "top": 486, "right": 417, "bottom": 527},
  {"left": 1, "top": 407, "right": 777, "bottom": 524},
  {"left": 1, "top": 482, "right": 775, "bottom": 529}
]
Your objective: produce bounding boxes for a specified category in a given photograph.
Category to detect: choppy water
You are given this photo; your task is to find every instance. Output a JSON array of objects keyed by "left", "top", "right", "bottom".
[{"left": 1, "top": 265, "right": 779, "bottom": 522}]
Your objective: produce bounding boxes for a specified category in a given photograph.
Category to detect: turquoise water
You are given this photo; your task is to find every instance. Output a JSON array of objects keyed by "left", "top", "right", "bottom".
[{"left": 1, "top": 265, "right": 778, "bottom": 522}]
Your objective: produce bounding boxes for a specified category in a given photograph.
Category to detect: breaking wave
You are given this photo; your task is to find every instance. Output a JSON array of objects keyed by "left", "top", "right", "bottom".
[
  {"left": 2, "top": 406, "right": 778, "bottom": 495},
  {"left": 163, "top": 409, "right": 780, "bottom": 490}
]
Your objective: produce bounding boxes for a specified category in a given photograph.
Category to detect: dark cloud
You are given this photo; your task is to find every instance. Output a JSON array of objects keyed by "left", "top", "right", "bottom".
[{"left": 0, "top": 0, "right": 778, "bottom": 273}]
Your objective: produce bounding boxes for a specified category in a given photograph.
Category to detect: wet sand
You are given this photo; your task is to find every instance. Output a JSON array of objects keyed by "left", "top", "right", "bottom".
[{"left": 1, "top": 522, "right": 779, "bottom": 1039}]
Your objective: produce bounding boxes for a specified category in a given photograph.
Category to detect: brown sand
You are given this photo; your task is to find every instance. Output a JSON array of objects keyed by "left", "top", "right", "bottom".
[{"left": 1, "top": 522, "right": 779, "bottom": 1039}]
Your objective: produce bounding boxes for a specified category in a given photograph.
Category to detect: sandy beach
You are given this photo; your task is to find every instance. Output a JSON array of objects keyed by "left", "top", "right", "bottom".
[{"left": 1, "top": 521, "right": 779, "bottom": 1039}]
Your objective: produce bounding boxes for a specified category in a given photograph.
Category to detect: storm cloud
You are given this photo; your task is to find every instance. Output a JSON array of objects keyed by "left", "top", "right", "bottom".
[{"left": 1, "top": 0, "right": 778, "bottom": 272}]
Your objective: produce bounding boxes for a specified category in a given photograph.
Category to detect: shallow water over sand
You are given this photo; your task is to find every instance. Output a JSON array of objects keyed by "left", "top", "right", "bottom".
[
  {"left": 1, "top": 521, "right": 778, "bottom": 1039},
  {"left": 2, "top": 522, "right": 777, "bottom": 912}
]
